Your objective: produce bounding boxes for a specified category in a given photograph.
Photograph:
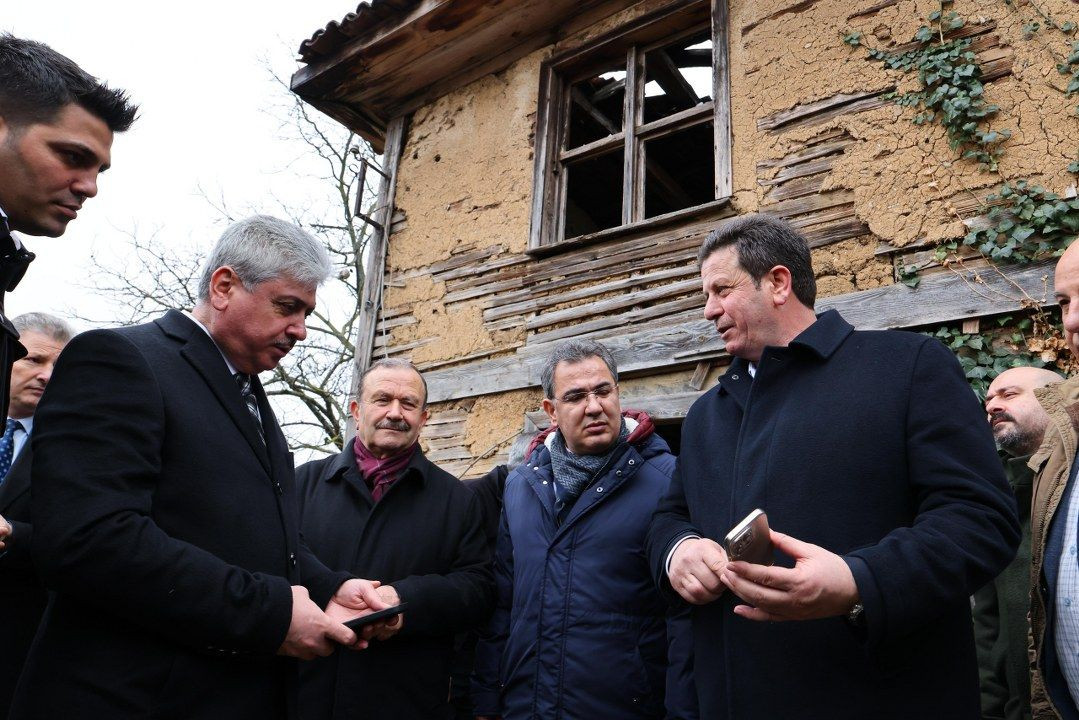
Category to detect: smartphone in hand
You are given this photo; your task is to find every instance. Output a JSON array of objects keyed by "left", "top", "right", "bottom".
[
  {"left": 342, "top": 603, "right": 408, "bottom": 631},
  {"left": 724, "top": 509, "right": 774, "bottom": 566}
]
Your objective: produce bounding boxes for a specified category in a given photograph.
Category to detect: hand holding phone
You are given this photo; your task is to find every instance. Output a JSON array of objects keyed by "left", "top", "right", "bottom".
[
  {"left": 724, "top": 509, "right": 774, "bottom": 566},
  {"left": 342, "top": 602, "right": 408, "bottom": 632}
]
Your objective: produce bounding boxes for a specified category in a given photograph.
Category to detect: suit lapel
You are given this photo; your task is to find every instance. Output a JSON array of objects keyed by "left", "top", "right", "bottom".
[
  {"left": 157, "top": 311, "right": 272, "bottom": 474},
  {"left": 0, "top": 440, "right": 30, "bottom": 512}
]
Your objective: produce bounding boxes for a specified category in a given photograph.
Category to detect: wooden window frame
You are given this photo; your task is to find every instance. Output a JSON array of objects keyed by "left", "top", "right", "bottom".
[{"left": 528, "top": 0, "right": 731, "bottom": 254}]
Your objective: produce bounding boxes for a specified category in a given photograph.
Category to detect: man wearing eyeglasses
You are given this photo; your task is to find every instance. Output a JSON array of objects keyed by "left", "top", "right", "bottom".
[{"left": 472, "top": 339, "right": 696, "bottom": 720}]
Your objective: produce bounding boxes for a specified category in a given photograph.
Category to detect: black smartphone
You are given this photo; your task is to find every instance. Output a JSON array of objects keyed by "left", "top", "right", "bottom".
[
  {"left": 342, "top": 602, "right": 408, "bottom": 631},
  {"left": 723, "top": 509, "right": 774, "bottom": 566}
]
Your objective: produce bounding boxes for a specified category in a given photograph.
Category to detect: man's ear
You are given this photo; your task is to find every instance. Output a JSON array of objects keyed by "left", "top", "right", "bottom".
[
  {"left": 768, "top": 265, "right": 794, "bottom": 307},
  {"left": 541, "top": 397, "right": 557, "bottom": 427},
  {"left": 208, "top": 266, "right": 239, "bottom": 311}
]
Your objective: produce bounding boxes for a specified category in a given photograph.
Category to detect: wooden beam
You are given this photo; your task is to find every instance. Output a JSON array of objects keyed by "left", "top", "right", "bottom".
[
  {"left": 648, "top": 48, "right": 702, "bottom": 109},
  {"left": 423, "top": 259, "right": 1056, "bottom": 404},
  {"left": 712, "top": 0, "right": 732, "bottom": 198},
  {"left": 349, "top": 115, "right": 408, "bottom": 401}
]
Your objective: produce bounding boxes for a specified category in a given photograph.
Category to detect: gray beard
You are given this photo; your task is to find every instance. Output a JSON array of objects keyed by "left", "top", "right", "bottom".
[{"left": 995, "top": 426, "right": 1040, "bottom": 457}]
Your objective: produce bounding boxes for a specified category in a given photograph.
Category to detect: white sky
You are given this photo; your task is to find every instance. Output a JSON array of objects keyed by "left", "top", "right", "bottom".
[{"left": 3, "top": 1, "right": 359, "bottom": 325}]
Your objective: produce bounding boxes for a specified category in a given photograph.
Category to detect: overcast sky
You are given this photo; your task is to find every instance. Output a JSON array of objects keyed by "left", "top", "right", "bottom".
[{"left": 4, "top": 1, "right": 358, "bottom": 325}]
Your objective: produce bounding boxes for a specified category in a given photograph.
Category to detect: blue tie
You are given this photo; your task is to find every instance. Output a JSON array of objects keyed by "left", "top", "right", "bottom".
[{"left": 0, "top": 418, "right": 19, "bottom": 483}]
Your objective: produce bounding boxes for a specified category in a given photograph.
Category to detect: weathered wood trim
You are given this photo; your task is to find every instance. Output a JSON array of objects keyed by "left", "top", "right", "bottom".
[
  {"left": 350, "top": 115, "right": 408, "bottom": 395},
  {"left": 712, "top": 0, "right": 732, "bottom": 199},
  {"left": 635, "top": 101, "right": 714, "bottom": 140},
  {"left": 423, "top": 259, "right": 1055, "bottom": 404},
  {"left": 623, "top": 46, "right": 642, "bottom": 225}
]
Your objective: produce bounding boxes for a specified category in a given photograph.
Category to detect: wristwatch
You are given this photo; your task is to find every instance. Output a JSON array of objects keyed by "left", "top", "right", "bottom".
[{"left": 846, "top": 602, "right": 865, "bottom": 628}]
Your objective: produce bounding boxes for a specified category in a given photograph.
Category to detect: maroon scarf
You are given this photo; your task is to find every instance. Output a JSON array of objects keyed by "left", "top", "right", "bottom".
[{"left": 352, "top": 436, "right": 418, "bottom": 502}]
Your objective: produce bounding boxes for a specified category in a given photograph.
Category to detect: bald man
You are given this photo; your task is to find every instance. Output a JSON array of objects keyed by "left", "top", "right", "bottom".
[
  {"left": 978, "top": 367, "right": 1061, "bottom": 720},
  {"left": 1029, "top": 243, "right": 1079, "bottom": 719}
]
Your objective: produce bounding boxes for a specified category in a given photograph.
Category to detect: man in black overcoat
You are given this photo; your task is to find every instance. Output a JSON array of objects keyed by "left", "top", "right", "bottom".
[
  {"left": 296, "top": 358, "right": 494, "bottom": 720},
  {"left": 647, "top": 214, "right": 1020, "bottom": 719},
  {"left": 10, "top": 216, "right": 390, "bottom": 720},
  {"left": 0, "top": 312, "right": 73, "bottom": 716},
  {"left": 0, "top": 35, "right": 136, "bottom": 424}
]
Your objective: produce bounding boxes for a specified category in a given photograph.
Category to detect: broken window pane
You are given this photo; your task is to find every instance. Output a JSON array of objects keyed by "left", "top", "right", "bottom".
[
  {"left": 567, "top": 66, "right": 626, "bottom": 149},
  {"left": 564, "top": 149, "right": 623, "bottom": 238},
  {"left": 643, "top": 31, "right": 713, "bottom": 123},
  {"left": 643, "top": 121, "right": 714, "bottom": 218}
]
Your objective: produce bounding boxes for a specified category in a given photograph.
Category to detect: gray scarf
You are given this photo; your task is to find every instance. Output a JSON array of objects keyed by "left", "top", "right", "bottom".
[{"left": 548, "top": 418, "right": 630, "bottom": 502}]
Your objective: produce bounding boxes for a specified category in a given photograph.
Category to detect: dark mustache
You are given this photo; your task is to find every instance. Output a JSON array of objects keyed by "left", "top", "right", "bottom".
[
  {"left": 989, "top": 411, "right": 1014, "bottom": 424},
  {"left": 376, "top": 419, "right": 411, "bottom": 431}
]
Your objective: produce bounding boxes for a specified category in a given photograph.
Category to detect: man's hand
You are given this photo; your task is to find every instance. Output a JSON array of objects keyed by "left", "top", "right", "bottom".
[
  {"left": 278, "top": 585, "right": 358, "bottom": 659},
  {"left": 0, "top": 513, "right": 11, "bottom": 551},
  {"left": 720, "top": 529, "right": 859, "bottom": 622},
  {"left": 668, "top": 537, "right": 729, "bottom": 605},
  {"left": 326, "top": 579, "right": 403, "bottom": 644}
]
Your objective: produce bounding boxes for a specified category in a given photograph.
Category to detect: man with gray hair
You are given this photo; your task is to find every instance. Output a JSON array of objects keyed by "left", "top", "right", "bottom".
[
  {"left": 11, "top": 216, "right": 392, "bottom": 720},
  {"left": 472, "top": 339, "right": 696, "bottom": 719},
  {"left": 0, "top": 312, "right": 73, "bottom": 715}
]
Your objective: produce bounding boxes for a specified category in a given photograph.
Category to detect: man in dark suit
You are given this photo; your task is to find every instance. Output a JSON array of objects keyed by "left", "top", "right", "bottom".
[
  {"left": 295, "top": 358, "right": 494, "bottom": 719},
  {"left": 0, "top": 35, "right": 136, "bottom": 421},
  {"left": 647, "top": 214, "right": 1020, "bottom": 719},
  {"left": 10, "top": 216, "right": 391, "bottom": 720},
  {"left": 0, "top": 311, "right": 73, "bottom": 715}
]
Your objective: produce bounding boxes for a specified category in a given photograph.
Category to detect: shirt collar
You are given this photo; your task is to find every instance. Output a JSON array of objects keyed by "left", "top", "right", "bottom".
[
  {"left": 0, "top": 206, "right": 23, "bottom": 251},
  {"left": 181, "top": 310, "right": 238, "bottom": 376},
  {"left": 8, "top": 415, "right": 32, "bottom": 434}
]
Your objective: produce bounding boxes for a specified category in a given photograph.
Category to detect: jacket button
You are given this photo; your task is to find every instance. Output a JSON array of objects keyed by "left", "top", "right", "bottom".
[
  {"left": 731, "top": 374, "right": 739, "bottom": 380},
  {"left": 628, "top": 459, "right": 635, "bottom": 466},
  {"left": 289, "top": 552, "right": 297, "bottom": 567},
  {"left": 533, "top": 466, "right": 539, "bottom": 471},
  {"left": 542, "top": 480, "right": 548, "bottom": 485},
  {"left": 596, "top": 486, "right": 604, "bottom": 493},
  {"left": 616, "top": 470, "right": 622, "bottom": 476}
]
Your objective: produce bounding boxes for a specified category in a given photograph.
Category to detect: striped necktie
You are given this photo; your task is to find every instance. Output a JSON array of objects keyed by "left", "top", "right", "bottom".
[
  {"left": 0, "top": 417, "right": 20, "bottom": 482},
  {"left": 233, "top": 373, "right": 265, "bottom": 444}
]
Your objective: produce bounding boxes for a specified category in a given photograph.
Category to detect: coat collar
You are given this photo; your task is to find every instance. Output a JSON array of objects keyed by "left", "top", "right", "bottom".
[
  {"left": 787, "top": 309, "right": 854, "bottom": 360},
  {"left": 716, "top": 310, "right": 853, "bottom": 405},
  {"left": 325, "top": 441, "right": 432, "bottom": 500},
  {"left": 155, "top": 309, "right": 271, "bottom": 472}
]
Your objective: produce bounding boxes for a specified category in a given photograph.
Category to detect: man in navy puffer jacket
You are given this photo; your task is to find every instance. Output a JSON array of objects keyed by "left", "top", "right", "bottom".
[{"left": 472, "top": 339, "right": 696, "bottom": 720}]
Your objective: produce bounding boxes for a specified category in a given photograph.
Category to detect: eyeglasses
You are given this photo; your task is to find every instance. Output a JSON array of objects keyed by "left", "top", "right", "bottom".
[{"left": 557, "top": 383, "right": 618, "bottom": 406}]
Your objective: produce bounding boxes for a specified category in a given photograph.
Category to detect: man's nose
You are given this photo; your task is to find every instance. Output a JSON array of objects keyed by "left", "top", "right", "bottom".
[
  {"left": 288, "top": 319, "right": 308, "bottom": 341},
  {"left": 71, "top": 170, "right": 99, "bottom": 199}
]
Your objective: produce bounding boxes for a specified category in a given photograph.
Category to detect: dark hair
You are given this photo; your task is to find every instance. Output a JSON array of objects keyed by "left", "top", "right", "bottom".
[
  {"left": 357, "top": 358, "right": 428, "bottom": 408},
  {"left": 0, "top": 34, "right": 137, "bottom": 132},
  {"left": 697, "top": 214, "right": 817, "bottom": 308},
  {"left": 540, "top": 339, "right": 619, "bottom": 399}
]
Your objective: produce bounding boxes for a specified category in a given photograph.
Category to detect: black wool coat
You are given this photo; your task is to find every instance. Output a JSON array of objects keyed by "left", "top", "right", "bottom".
[
  {"left": 647, "top": 310, "right": 1020, "bottom": 720},
  {"left": 295, "top": 444, "right": 495, "bottom": 720},
  {"left": 10, "top": 310, "right": 350, "bottom": 720},
  {"left": 0, "top": 443, "right": 41, "bottom": 716}
]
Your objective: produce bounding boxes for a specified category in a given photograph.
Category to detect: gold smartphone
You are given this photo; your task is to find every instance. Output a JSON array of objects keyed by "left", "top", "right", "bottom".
[{"left": 723, "top": 509, "right": 774, "bottom": 566}]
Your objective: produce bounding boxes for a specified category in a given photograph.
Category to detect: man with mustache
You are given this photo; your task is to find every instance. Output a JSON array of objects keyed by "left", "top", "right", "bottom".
[
  {"left": 295, "top": 358, "right": 494, "bottom": 719},
  {"left": 0, "top": 35, "right": 136, "bottom": 424},
  {"left": 1028, "top": 241, "right": 1079, "bottom": 719},
  {"left": 472, "top": 340, "right": 696, "bottom": 720},
  {"left": 647, "top": 214, "right": 1019, "bottom": 719},
  {"left": 0, "top": 312, "right": 73, "bottom": 715},
  {"left": 10, "top": 216, "right": 390, "bottom": 720},
  {"left": 978, "top": 366, "right": 1061, "bottom": 720}
]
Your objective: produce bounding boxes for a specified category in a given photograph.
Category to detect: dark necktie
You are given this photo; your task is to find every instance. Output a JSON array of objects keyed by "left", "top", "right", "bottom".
[
  {"left": 0, "top": 418, "right": 20, "bottom": 483},
  {"left": 233, "top": 373, "right": 265, "bottom": 444}
]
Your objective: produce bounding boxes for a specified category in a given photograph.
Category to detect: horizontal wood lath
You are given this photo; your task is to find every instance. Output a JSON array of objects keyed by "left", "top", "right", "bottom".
[{"left": 419, "top": 258, "right": 1055, "bottom": 403}]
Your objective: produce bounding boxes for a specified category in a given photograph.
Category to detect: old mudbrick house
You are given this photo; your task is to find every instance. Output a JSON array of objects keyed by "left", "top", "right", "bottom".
[{"left": 292, "top": 0, "right": 1077, "bottom": 477}]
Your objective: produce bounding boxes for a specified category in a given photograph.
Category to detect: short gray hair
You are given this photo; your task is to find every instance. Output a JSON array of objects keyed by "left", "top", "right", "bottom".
[
  {"left": 357, "top": 358, "right": 428, "bottom": 407},
  {"left": 196, "top": 215, "right": 332, "bottom": 300},
  {"left": 13, "top": 312, "right": 73, "bottom": 343},
  {"left": 540, "top": 339, "right": 619, "bottom": 399}
]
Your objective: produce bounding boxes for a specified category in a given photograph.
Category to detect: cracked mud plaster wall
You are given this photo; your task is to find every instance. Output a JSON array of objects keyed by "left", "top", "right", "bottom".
[
  {"left": 385, "top": 0, "right": 1075, "bottom": 371},
  {"left": 744, "top": 0, "right": 1079, "bottom": 248}
]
